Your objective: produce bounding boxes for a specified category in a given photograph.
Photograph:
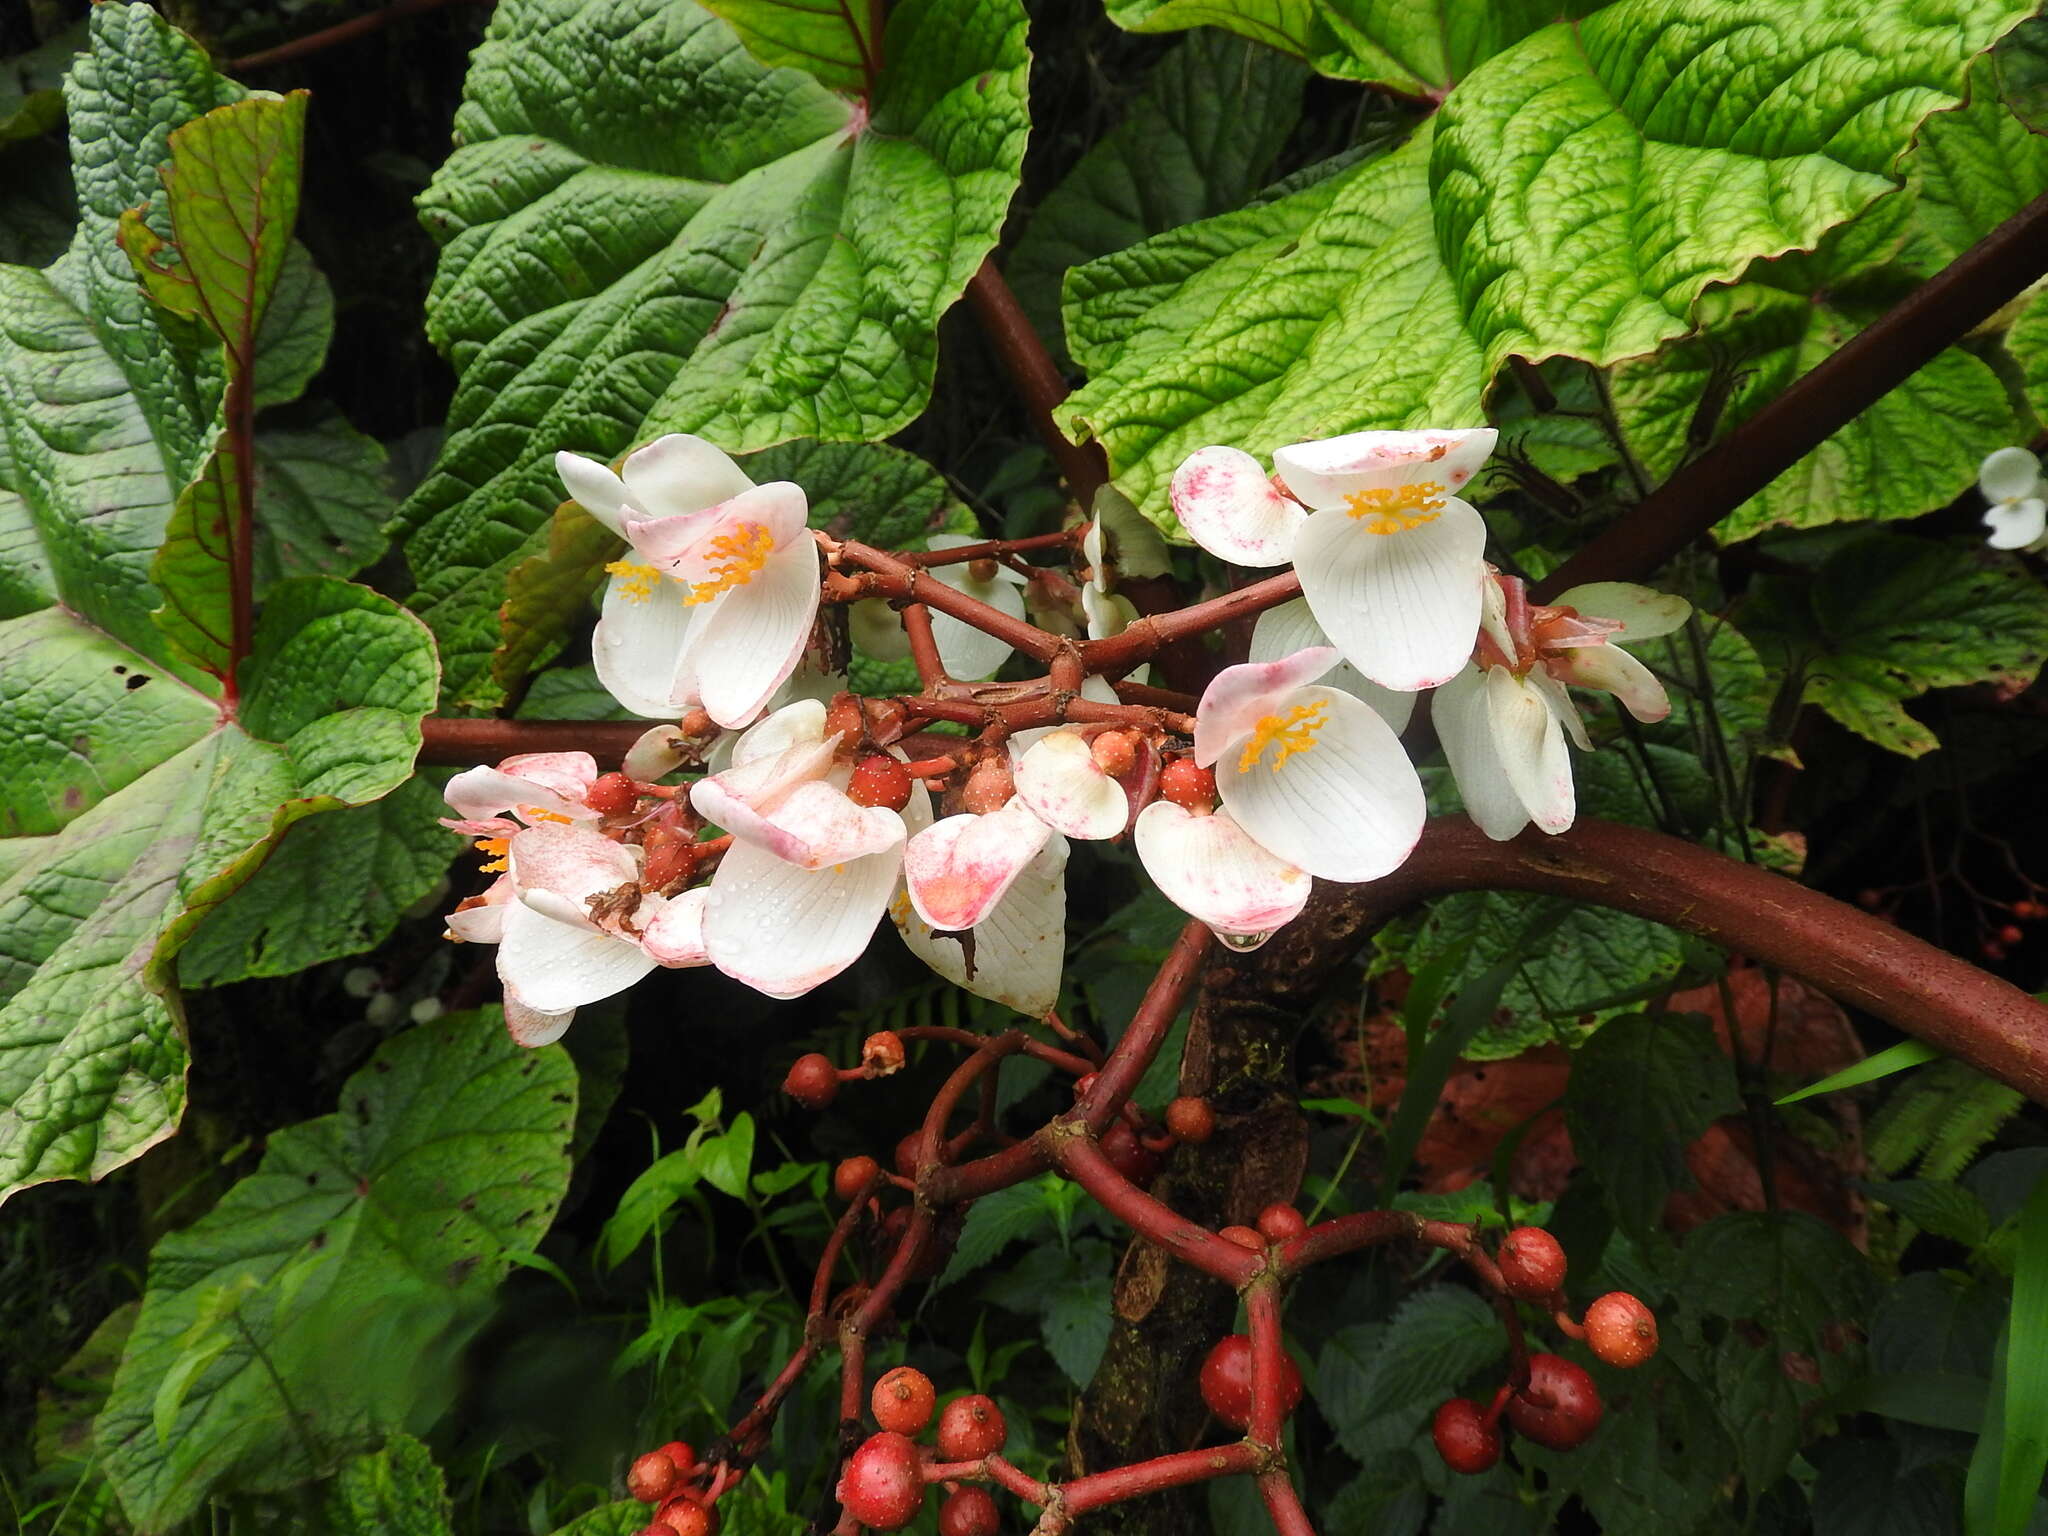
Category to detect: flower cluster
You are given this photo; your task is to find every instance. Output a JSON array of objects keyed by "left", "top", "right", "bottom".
[{"left": 444, "top": 428, "right": 1692, "bottom": 1039}]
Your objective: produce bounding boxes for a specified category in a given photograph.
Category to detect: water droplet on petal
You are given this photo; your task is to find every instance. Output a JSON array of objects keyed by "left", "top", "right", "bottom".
[{"left": 1218, "top": 928, "right": 1274, "bottom": 952}]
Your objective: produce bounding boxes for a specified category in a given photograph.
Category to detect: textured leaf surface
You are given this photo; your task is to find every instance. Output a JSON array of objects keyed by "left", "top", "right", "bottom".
[
  {"left": 324, "top": 1434, "right": 455, "bottom": 1536},
  {"left": 251, "top": 418, "right": 391, "bottom": 588},
  {"left": 1316, "top": 1288, "right": 1503, "bottom": 1462},
  {"left": 402, "top": 0, "right": 1028, "bottom": 707},
  {"left": 0, "top": 579, "right": 437, "bottom": 1202},
  {"left": 98, "top": 1014, "right": 576, "bottom": 1529},
  {"left": 699, "top": 0, "right": 875, "bottom": 94}
]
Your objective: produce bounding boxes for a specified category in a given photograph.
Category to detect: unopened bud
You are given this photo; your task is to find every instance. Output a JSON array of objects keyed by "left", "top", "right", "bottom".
[
  {"left": 961, "top": 757, "right": 1015, "bottom": 814},
  {"left": 1090, "top": 729, "right": 1138, "bottom": 778}
]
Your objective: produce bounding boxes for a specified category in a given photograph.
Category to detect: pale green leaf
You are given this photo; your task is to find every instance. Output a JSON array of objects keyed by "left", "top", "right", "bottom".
[{"left": 251, "top": 417, "right": 391, "bottom": 588}]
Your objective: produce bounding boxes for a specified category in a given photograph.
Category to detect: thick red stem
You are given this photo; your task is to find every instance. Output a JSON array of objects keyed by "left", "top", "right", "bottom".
[
  {"left": 1082, "top": 570, "right": 1304, "bottom": 675},
  {"left": 964, "top": 260, "right": 1106, "bottom": 506},
  {"left": 1057, "top": 1443, "right": 1262, "bottom": 1516}
]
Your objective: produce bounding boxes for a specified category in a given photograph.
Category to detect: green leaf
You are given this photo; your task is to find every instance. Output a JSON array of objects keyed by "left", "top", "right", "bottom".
[
  {"left": 1829, "top": 1370, "right": 1991, "bottom": 1433},
  {"left": 1315, "top": 1289, "right": 1503, "bottom": 1462},
  {"left": 97, "top": 1012, "right": 577, "bottom": 1528},
  {"left": 699, "top": 0, "right": 875, "bottom": 94},
  {"left": 1861, "top": 1178, "right": 1995, "bottom": 1247},
  {"left": 0, "top": 20, "right": 86, "bottom": 145},
  {"left": 1777, "top": 1038, "right": 1940, "bottom": 1104},
  {"left": 1987, "top": 1171, "right": 2048, "bottom": 1536},
  {"left": 0, "top": 578, "right": 437, "bottom": 1201},
  {"left": 933, "top": 1175, "right": 1067, "bottom": 1291},
  {"left": 1743, "top": 533, "right": 2048, "bottom": 757},
  {"left": 1901, "top": 56, "right": 2048, "bottom": 276},
  {"left": 324, "top": 1434, "right": 455, "bottom": 1536},
  {"left": 1039, "top": 1249, "right": 1115, "bottom": 1387},
  {"left": 600, "top": 1146, "right": 705, "bottom": 1269},
  {"left": 1675, "top": 1211, "right": 1882, "bottom": 1350},
  {"left": 1812, "top": 1438, "right": 1967, "bottom": 1536},
  {"left": 1565, "top": 1012, "right": 1740, "bottom": 1239},
  {"left": 697, "top": 1113, "right": 756, "bottom": 1199},
  {"left": 401, "top": 0, "right": 1028, "bottom": 707},
  {"left": 251, "top": 418, "right": 392, "bottom": 588},
  {"left": 543, "top": 1503, "right": 651, "bottom": 1536},
  {"left": 1007, "top": 33, "right": 1306, "bottom": 353}
]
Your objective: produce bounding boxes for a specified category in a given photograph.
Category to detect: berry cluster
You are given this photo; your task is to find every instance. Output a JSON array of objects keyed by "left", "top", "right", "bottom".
[{"left": 838, "top": 1371, "right": 1013, "bottom": 1532}]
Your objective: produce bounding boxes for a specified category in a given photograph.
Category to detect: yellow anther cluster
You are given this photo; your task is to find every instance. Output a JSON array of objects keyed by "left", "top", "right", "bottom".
[
  {"left": 1343, "top": 481, "right": 1445, "bottom": 534},
  {"left": 474, "top": 836, "right": 511, "bottom": 873},
  {"left": 517, "top": 806, "right": 573, "bottom": 825},
  {"left": 686, "top": 522, "right": 775, "bottom": 605},
  {"left": 604, "top": 560, "right": 662, "bottom": 602},
  {"left": 1238, "top": 697, "right": 1330, "bottom": 773}
]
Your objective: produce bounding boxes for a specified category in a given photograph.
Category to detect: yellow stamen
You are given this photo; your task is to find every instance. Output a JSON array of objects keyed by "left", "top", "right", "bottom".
[
  {"left": 685, "top": 522, "right": 776, "bottom": 605},
  {"left": 474, "top": 836, "right": 510, "bottom": 873},
  {"left": 604, "top": 560, "right": 661, "bottom": 603},
  {"left": 1344, "top": 481, "right": 1444, "bottom": 534},
  {"left": 518, "top": 806, "right": 573, "bottom": 825},
  {"left": 1237, "top": 698, "right": 1330, "bottom": 773}
]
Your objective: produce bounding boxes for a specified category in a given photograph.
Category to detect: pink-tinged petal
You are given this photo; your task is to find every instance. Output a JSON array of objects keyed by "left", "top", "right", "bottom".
[
  {"left": 441, "top": 814, "right": 519, "bottom": 838},
  {"left": 894, "top": 834, "right": 1067, "bottom": 1015},
  {"left": 1292, "top": 497, "right": 1488, "bottom": 691},
  {"left": 733, "top": 698, "right": 830, "bottom": 765},
  {"left": 1433, "top": 664, "right": 1531, "bottom": 841},
  {"left": 1980, "top": 446, "right": 2042, "bottom": 503},
  {"left": 1248, "top": 600, "right": 1413, "bottom": 734},
  {"left": 620, "top": 506, "right": 723, "bottom": 568},
  {"left": 1133, "top": 801, "right": 1310, "bottom": 950},
  {"left": 1527, "top": 663, "right": 1590, "bottom": 751},
  {"left": 498, "top": 751, "right": 598, "bottom": 803},
  {"left": 623, "top": 725, "right": 690, "bottom": 782},
  {"left": 1486, "top": 667, "right": 1575, "bottom": 835},
  {"left": 1271, "top": 428, "right": 1497, "bottom": 510},
  {"left": 640, "top": 888, "right": 711, "bottom": 967},
  {"left": 556, "top": 452, "right": 632, "bottom": 536},
  {"left": 1216, "top": 686, "right": 1424, "bottom": 882},
  {"left": 1547, "top": 644, "right": 1670, "bottom": 723},
  {"left": 1548, "top": 582, "right": 1691, "bottom": 641},
  {"left": 903, "top": 803, "right": 1053, "bottom": 930},
  {"left": 692, "top": 735, "right": 836, "bottom": 829},
  {"left": 654, "top": 482, "right": 810, "bottom": 583},
  {"left": 1013, "top": 730, "right": 1127, "bottom": 840},
  {"left": 497, "top": 898, "right": 656, "bottom": 1014},
  {"left": 444, "top": 760, "right": 596, "bottom": 824},
  {"left": 620, "top": 433, "right": 753, "bottom": 520},
  {"left": 746, "top": 780, "right": 906, "bottom": 869},
  {"left": 503, "top": 991, "right": 576, "bottom": 1047},
  {"left": 507, "top": 821, "right": 639, "bottom": 907},
  {"left": 703, "top": 837, "right": 901, "bottom": 999},
  {"left": 594, "top": 566, "right": 700, "bottom": 719},
  {"left": 683, "top": 537, "right": 821, "bottom": 730},
  {"left": 1169, "top": 446, "right": 1304, "bottom": 567},
  {"left": 1193, "top": 649, "right": 1340, "bottom": 768},
  {"left": 445, "top": 874, "right": 514, "bottom": 943},
  {"left": 1986, "top": 498, "right": 2048, "bottom": 550}
]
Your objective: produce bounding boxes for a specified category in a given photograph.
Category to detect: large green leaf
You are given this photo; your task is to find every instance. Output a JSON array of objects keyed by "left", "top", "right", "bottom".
[
  {"left": 0, "top": 578, "right": 437, "bottom": 1201},
  {"left": 400, "top": 0, "right": 1029, "bottom": 707},
  {"left": 699, "top": 0, "right": 877, "bottom": 95},
  {"left": 97, "top": 1013, "right": 577, "bottom": 1529},
  {"left": 1060, "top": 0, "right": 2029, "bottom": 534},
  {"left": 324, "top": 1434, "right": 455, "bottom": 1536}
]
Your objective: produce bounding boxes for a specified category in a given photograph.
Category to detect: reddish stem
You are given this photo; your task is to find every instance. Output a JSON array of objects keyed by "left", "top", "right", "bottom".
[
  {"left": 1082, "top": 570, "right": 1304, "bottom": 675},
  {"left": 419, "top": 717, "right": 652, "bottom": 765},
  {"left": 835, "top": 541, "right": 1065, "bottom": 662},
  {"left": 1256, "top": 1471, "right": 1319, "bottom": 1536},
  {"left": 230, "top": 0, "right": 488, "bottom": 71},
  {"left": 1077, "top": 919, "right": 1211, "bottom": 1131},
  {"left": 1245, "top": 1284, "right": 1290, "bottom": 1448},
  {"left": 1274, "top": 1210, "right": 1420, "bottom": 1276},
  {"left": 964, "top": 260, "right": 1107, "bottom": 506},
  {"left": 1060, "top": 1443, "right": 1264, "bottom": 1516},
  {"left": 908, "top": 529, "right": 1081, "bottom": 567},
  {"left": 902, "top": 602, "right": 947, "bottom": 689},
  {"left": 1056, "top": 1134, "right": 1258, "bottom": 1285}
]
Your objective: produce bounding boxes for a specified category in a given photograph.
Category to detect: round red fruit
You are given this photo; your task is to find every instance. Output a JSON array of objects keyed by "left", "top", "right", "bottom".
[
  {"left": 838, "top": 1432, "right": 926, "bottom": 1531},
  {"left": 1257, "top": 1205, "right": 1308, "bottom": 1243},
  {"left": 935, "top": 1394, "right": 1007, "bottom": 1460},
  {"left": 653, "top": 1495, "right": 718, "bottom": 1536},
  {"left": 2000, "top": 924, "right": 2026, "bottom": 946},
  {"left": 782, "top": 1054, "right": 839, "bottom": 1110},
  {"left": 1090, "top": 730, "right": 1138, "bottom": 778},
  {"left": 1583, "top": 1292, "right": 1659, "bottom": 1368},
  {"left": 628, "top": 1450, "right": 679, "bottom": 1504},
  {"left": 1431, "top": 1398, "right": 1501, "bottom": 1475},
  {"left": 1199, "top": 1335, "right": 1303, "bottom": 1431},
  {"left": 938, "top": 1486, "right": 1000, "bottom": 1536},
  {"left": 1506, "top": 1353, "right": 1603, "bottom": 1450},
  {"left": 835, "top": 1155, "right": 882, "bottom": 1203},
  {"left": 1497, "top": 1227, "right": 1567, "bottom": 1299},
  {"left": 587, "top": 771, "right": 641, "bottom": 815},
  {"left": 863, "top": 1031, "right": 907, "bottom": 1074},
  {"left": 872, "top": 1367, "right": 938, "bottom": 1435},
  {"left": 658, "top": 1441, "right": 696, "bottom": 1474},
  {"left": 1159, "top": 760, "right": 1217, "bottom": 813},
  {"left": 894, "top": 1131, "right": 930, "bottom": 1180},
  {"left": 849, "top": 756, "right": 913, "bottom": 812},
  {"left": 961, "top": 759, "right": 1015, "bottom": 814},
  {"left": 1165, "top": 1096, "right": 1214, "bottom": 1143},
  {"left": 824, "top": 694, "right": 866, "bottom": 747},
  {"left": 1219, "top": 1225, "right": 1264, "bottom": 1251},
  {"left": 1101, "top": 1122, "right": 1162, "bottom": 1186}
]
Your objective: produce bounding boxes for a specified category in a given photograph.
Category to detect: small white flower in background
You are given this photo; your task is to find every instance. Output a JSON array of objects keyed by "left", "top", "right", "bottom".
[
  {"left": 1192, "top": 646, "right": 1426, "bottom": 883},
  {"left": 1434, "top": 575, "right": 1691, "bottom": 842},
  {"left": 1081, "top": 486, "right": 1172, "bottom": 685},
  {"left": 1980, "top": 447, "right": 2047, "bottom": 551},
  {"left": 1171, "top": 427, "right": 1497, "bottom": 692},
  {"left": 924, "top": 534, "right": 1029, "bottom": 679},
  {"left": 689, "top": 700, "right": 907, "bottom": 999}
]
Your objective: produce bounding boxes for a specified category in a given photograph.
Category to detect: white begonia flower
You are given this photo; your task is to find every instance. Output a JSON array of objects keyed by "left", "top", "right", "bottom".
[
  {"left": 1249, "top": 598, "right": 1415, "bottom": 736},
  {"left": 1434, "top": 576, "right": 1691, "bottom": 842},
  {"left": 1980, "top": 447, "right": 2047, "bottom": 551},
  {"left": 1193, "top": 646, "right": 1426, "bottom": 883},
  {"left": 1168, "top": 446, "right": 1306, "bottom": 567},
  {"left": 924, "top": 533, "right": 1028, "bottom": 680},
  {"left": 902, "top": 799, "right": 1054, "bottom": 932},
  {"left": 556, "top": 435, "right": 754, "bottom": 721},
  {"left": 690, "top": 700, "right": 907, "bottom": 999},
  {"left": 440, "top": 750, "right": 601, "bottom": 837},
  {"left": 1012, "top": 728, "right": 1129, "bottom": 840},
  {"left": 1133, "top": 799, "right": 1310, "bottom": 952}
]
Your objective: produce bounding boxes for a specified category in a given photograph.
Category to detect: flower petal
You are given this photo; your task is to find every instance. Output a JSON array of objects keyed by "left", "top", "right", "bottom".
[
  {"left": 640, "top": 888, "right": 711, "bottom": 967},
  {"left": 733, "top": 698, "right": 830, "bottom": 765},
  {"left": 1272, "top": 427, "right": 1497, "bottom": 510},
  {"left": 1980, "top": 446, "right": 2042, "bottom": 504},
  {"left": 503, "top": 992, "right": 576, "bottom": 1047},
  {"left": 1216, "top": 685, "right": 1425, "bottom": 882},
  {"left": 1986, "top": 497, "right": 2048, "bottom": 550},
  {"left": 1193, "top": 648, "right": 1340, "bottom": 768},
  {"left": 928, "top": 559, "right": 1028, "bottom": 680},
  {"left": 1012, "top": 729, "right": 1127, "bottom": 840},
  {"left": 727, "top": 779, "right": 906, "bottom": 868},
  {"left": 624, "top": 725, "right": 691, "bottom": 782},
  {"left": 893, "top": 834, "right": 1067, "bottom": 1015},
  {"left": 684, "top": 538, "right": 823, "bottom": 729},
  {"left": 1547, "top": 643, "right": 1670, "bottom": 723},
  {"left": 1549, "top": 581, "right": 1692, "bottom": 641},
  {"left": 620, "top": 433, "right": 754, "bottom": 518},
  {"left": 1249, "top": 599, "right": 1414, "bottom": 734},
  {"left": 507, "top": 821, "right": 640, "bottom": 909},
  {"left": 1432, "top": 664, "right": 1531, "bottom": 841},
  {"left": 1486, "top": 667, "right": 1574, "bottom": 834},
  {"left": 1169, "top": 445, "right": 1305, "bottom": 566},
  {"left": 555, "top": 452, "right": 632, "bottom": 536},
  {"left": 1292, "top": 497, "right": 1488, "bottom": 691},
  {"left": 703, "top": 837, "right": 900, "bottom": 999},
  {"left": 594, "top": 569, "right": 700, "bottom": 719},
  {"left": 1092, "top": 483, "right": 1173, "bottom": 580},
  {"left": 903, "top": 803, "right": 1054, "bottom": 930},
  {"left": 497, "top": 897, "right": 656, "bottom": 1014},
  {"left": 1134, "top": 801, "right": 1310, "bottom": 949},
  {"left": 444, "top": 755, "right": 598, "bottom": 824}
]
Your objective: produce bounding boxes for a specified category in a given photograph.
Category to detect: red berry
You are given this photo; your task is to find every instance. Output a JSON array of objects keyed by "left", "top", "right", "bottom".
[
  {"left": 838, "top": 1432, "right": 926, "bottom": 1531},
  {"left": 679, "top": 707, "right": 716, "bottom": 737},
  {"left": 872, "top": 1367, "right": 937, "bottom": 1435},
  {"left": 1432, "top": 1398, "right": 1501, "bottom": 1474},
  {"left": 1497, "top": 1227, "right": 1567, "bottom": 1299},
  {"left": 1219, "top": 1225, "right": 1264, "bottom": 1251},
  {"left": 894, "top": 1131, "right": 930, "bottom": 1180},
  {"left": 1165, "top": 1096, "right": 1214, "bottom": 1144},
  {"left": 849, "top": 756, "right": 914, "bottom": 812},
  {"left": 824, "top": 694, "right": 867, "bottom": 747},
  {"left": 587, "top": 771, "right": 641, "bottom": 815},
  {"left": 961, "top": 758, "right": 1015, "bottom": 814},
  {"left": 1159, "top": 759, "right": 1217, "bottom": 813},
  {"left": 641, "top": 826, "right": 693, "bottom": 890},
  {"left": 1506, "top": 1353, "right": 1603, "bottom": 1450},
  {"left": 2015, "top": 900, "right": 2047, "bottom": 920},
  {"left": 1101, "top": 1122, "right": 1162, "bottom": 1186},
  {"left": 659, "top": 1441, "right": 696, "bottom": 1474},
  {"left": 835, "top": 1156, "right": 882, "bottom": 1203},
  {"left": 935, "top": 1395, "right": 1007, "bottom": 1460},
  {"left": 938, "top": 1486, "right": 1000, "bottom": 1536},
  {"left": 1256, "top": 1204, "right": 1308, "bottom": 1243},
  {"left": 864, "top": 1031, "right": 907, "bottom": 1075},
  {"left": 628, "top": 1450, "right": 679, "bottom": 1504},
  {"left": 1583, "top": 1292, "right": 1659, "bottom": 1369},
  {"left": 652, "top": 1496, "right": 718, "bottom": 1536},
  {"left": 783, "top": 1054, "right": 839, "bottom": 1110},
  {"left": 1198, "top": 1335, "right": 1302, "bottom": 1431},
  {"left": 1090, "top": 729, "right": 1138, "bottom": 778},
  {"left": 2000, "top": 924, "right": 2026, "bottom": 946}
]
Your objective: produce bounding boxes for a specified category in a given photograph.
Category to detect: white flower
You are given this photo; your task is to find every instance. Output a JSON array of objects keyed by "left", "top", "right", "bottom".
[
  {"left": 440, "top": 750, "right": 602, "bottom": 837},
  {"left": 1012, "top": 728, "right": 1129, "bottom": 840},
  {"left": 1980, "top": 447, "right": 2047, "bottom": 551},
  {"left": 1248, "top": 598, "right": 1415, "bottom": 735},
  {"left": 1171, "top": 428, "right": 1497, "bottom": 691},
  {"left": 924, "top": 534, "right": 1028, "bottom": 679},
  {"left": 1192, "top": 646, "right": 1425, "bottom": 883},
  {"left": 1434, "top": 577, "right": 1691, "bottom": 842},
  {"left": 1133, "top": 798, "right": 1310, "bottom": 952},
  {"left": 689, "top": 701, "right": 907, "bottom": 999},
  {"left": 901, "top": 799, "right": 1054, "bottom": 931}
]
